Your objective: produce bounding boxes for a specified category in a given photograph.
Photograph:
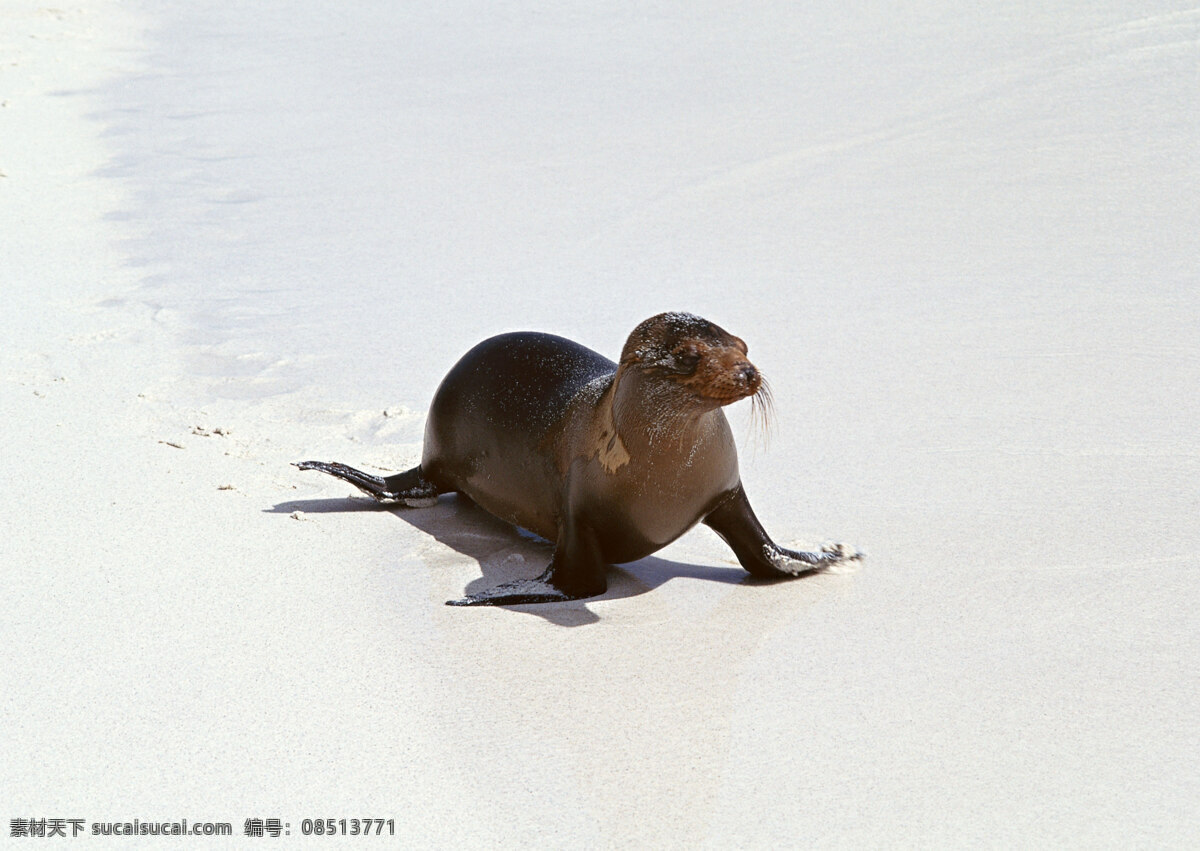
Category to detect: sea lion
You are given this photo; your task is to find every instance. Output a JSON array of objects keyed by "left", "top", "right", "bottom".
[{"left": 297, "top": 312, "right": 861, "bottom": 605}]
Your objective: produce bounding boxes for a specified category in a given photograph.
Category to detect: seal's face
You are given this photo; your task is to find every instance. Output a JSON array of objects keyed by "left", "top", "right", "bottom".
[{"left": 620, "top": 312, "right": 766, "bottom": 407}]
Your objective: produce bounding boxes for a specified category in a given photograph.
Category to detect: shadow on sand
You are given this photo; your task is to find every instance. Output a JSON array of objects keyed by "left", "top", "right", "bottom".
[{"left": 267, "top": 494, "right": 767, "bottom": 626}]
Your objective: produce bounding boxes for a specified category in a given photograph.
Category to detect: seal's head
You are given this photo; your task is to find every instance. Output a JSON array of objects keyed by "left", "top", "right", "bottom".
[{"left": 619, "top": 312, "right": 770, "bottom": 413}]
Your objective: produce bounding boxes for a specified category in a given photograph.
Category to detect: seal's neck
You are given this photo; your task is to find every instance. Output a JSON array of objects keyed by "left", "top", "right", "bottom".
[{"left": 610, "top": 364, "right": 720, "bottom": 447}]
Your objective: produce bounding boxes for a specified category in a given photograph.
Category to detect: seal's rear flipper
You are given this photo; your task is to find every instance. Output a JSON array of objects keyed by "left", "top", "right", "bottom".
[{"left": 294, "top": 461, "right": 440, "bottom": 507}]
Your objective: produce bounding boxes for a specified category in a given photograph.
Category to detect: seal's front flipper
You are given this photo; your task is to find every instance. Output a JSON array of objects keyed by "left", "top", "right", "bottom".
[
  {"left": 446, "top": 514, "right": 608, "bottom": 606},
  {"left": 764, "top": 541, "right": 864, "bottom": 576},
  {"left": 704, "top": 484, "right": 864, "bottom": 579},
  {"left": 294, "top": 461, "right": 439, "bottom": 507},
  {"left": 446, "top": 571, "right": 582, "bottom": 606}
]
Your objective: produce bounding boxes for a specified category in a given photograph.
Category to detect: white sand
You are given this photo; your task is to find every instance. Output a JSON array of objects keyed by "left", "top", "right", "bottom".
[{"left": 3, "top": 1, "right": 1198, "bottom": 845}]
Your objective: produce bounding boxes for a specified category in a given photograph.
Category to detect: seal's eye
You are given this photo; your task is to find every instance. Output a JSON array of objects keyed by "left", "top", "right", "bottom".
[{"left": 674, "top": 346, "right": 701, "bottom": 372}]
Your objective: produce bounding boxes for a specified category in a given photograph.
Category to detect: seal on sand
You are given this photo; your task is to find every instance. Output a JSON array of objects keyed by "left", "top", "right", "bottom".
[{"left": 297, "top": 312, "right": 861, "bottom": 605}]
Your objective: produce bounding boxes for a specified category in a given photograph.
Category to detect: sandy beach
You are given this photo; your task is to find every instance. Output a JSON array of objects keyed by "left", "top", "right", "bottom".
[{"left": 3, "top": 1, "right": 1198, "bottom": 845}]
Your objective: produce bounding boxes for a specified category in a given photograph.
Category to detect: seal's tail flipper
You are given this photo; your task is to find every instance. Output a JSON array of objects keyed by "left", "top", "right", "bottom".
[{"left": 294, "top": 461, "right": 440, "bottom": 507}]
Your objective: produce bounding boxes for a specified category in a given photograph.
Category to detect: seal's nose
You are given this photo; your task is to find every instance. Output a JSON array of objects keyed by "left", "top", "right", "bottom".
[{"left": 738, "top": 363, "right": 759, "bottom": 386}]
